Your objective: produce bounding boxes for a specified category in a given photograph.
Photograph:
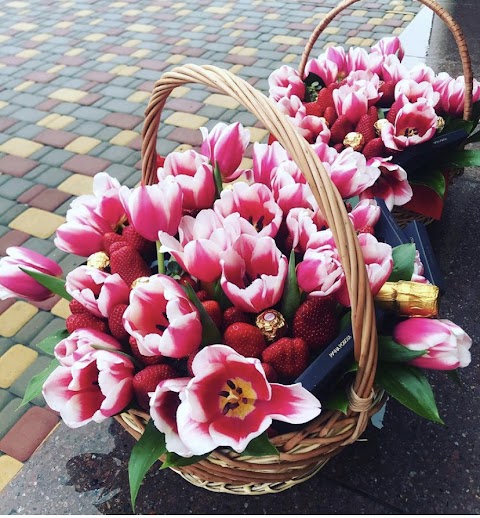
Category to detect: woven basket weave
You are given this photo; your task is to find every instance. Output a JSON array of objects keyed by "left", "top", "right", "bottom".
[
  {"left": 114, "top": 64, "right": 384, "bottom": 494},
  {"left": 297, "top": 0, "right": 474, "bottom": 226}
]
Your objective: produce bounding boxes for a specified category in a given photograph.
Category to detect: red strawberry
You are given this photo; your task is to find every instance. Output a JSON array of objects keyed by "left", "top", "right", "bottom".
[
  {"left": 110, "top": 241, "right": 128, "bottom": 254},
  {"left": 330, "top": 115, "right": 354, "bottom": 144},
  {"left": 261, "top": 337, "right": 309, "bottom": 380},
  {"left": 386, "top": 98, "right": 403, "bottom": 124},
  {"left": 378, "top": 80, "right": 396, "bottom": 107},
  {"left": 66, "top": 313, "right": 108, "bottom": 334},
  {"left": 129, "top": 336, "right": 163, "bottom": 366},
  {"left": 110, "top": 244, "right": 151, "bottom": 287},
  {"left": 132, "top": 364, "right": 180, "bottom": 410},
  {"left": 187, "top": 348, "right": 199, "bottom": 376},
  {"left": 323, "top": 106, "right": 337, "bottom": 127},
  {"left": 368, "top": 105, "right": 379, "bottom": 122},
  {"left": 122, "top": 225, "right": 152, "bottom": 256},
  {"left": 178, "top": 273, "right": 199, "bottom": 291},
  {"left": 357, "top": 225, "right": 375, "bottom": 235},
  {"left": 292, "top": 297, "right": 339, "bottom": 352},
  {"left": 222, "top": 306, "right": 250, "bottom": 328},
  {"left": 108, "top": 303, "right": 129, "bottom": 341},
  {"left": 195, "top": 289, "right": 209, "bottom": 301},
  {"left": 304, "top": 101, "right": 323, "bottom": 117},
  {"left": 362, "top": 137, "right": 387, "bottom": 161},
  {"left": 327, "top": 81, "right": 342, "bottom": 92},
  {"left": 223, "top": 322, "right": 266, "bottom": 359},
  {"left": 315, "top": 87, "right": 335, "bottom": 113},
  {"left": 201, "top": 300, "right": 222, "bottom": 330},
  {"left": 333, "top": 143, "right": 344, "bottom": 153},
  {"left": 102, "top": 232, "right": 125, "bottom": 254},
  {"left": 355, "top": 114, "right": 376, "bottom": 144},
  {"left": 261, "top": 363, "right": 278, "bottom": 383},
  {"left": 69, "top": 299, "right": 89, "bottom": 314}
]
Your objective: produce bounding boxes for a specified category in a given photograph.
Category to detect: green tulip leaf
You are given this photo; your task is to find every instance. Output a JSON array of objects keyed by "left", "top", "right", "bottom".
[
  {"left": 280, "top": 249, "right": 301, "bottom": 321},
  {"left": 36, "top": 329, "right": 69, "bottom": 356},
  {"left": 323, "top": 388, "right": 349, "bottom": 415},
  {"left": 19, "top": 358, "right": 59, "bottom": 408},
  {"left": 388, "top": 243, "right": 416, "bottom": 282},
  {"left": 183, "top": 283, "right": 222, "bottom": 346},
  {"left": 161, "top": 452, "right": 209, "bottom": 469},
  {"left": 377, "top": 335, "right": 427, "bottom": 363},
  {"left": 241, "top": 432, "right": 279, "bottom": 457},
  {"left": 408, "top": 169, "right": 446, "bottom": 198},
  {"left": 20, "top": 268, "right": 72, "bottom": 301},
  {"left": 446, "top": 149, "right": 480, "bottom": 168}
]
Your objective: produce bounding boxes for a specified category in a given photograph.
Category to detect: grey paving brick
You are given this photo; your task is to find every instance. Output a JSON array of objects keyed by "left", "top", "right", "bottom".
[
  {"left": 98, "top": 145, "right": 137, "bottom": 163},
  {"left": 0, "top": 338, "right": 14, "bottom": 357},
  {"left": 14, "top": 124, "right": 43, "bottom": 140},
  {"left": 35, "top": 168, "right": 72, "bottom": 188},
  {"left": 0, "top": 389, "right": 14, "bottom": 413},
  {"left": 12, "top": 108, "right": 48, "bottom": 124},
  {"left": 57, "top": 253, "right": 84, "bottom": 274},
  {"left": 104, "top": 164, "right": 136, "bottom": 184},
  {"left": 101, "top": 98, "right": 140, "bottom": 115},
  {"left": 0, "top": 177, "right": 33, "bottom": 199},
  {"left": 68, "top": 121, "right": 105, "bottom": 138},
  {"left": 71, "top": 106, "right": 110, "bottom": 122},
  {"left": 0, "top": 398, "right": 32, "bottom": 440},
  {"left": 0, "top": 197, "right": 16, "bottom": 216},
  {"left": 54, "top": 102, "right": 80, "bottom": 116},
  {"left": 22, "top": 237, "right": 56, "bottom": 256},
  {"left": 0, "top": 204, "right": 28, "bottom": 225},
  {"left": 40, "top": 148, "right": 75, "bottom": 168},
  {"left": 15, "top": 312, "right": 55, "bottom": 347},
  {"left": 9, "top": 354, "right": 53, "bottom": 406},
  {"left": 31, "top": 318, "right": 68, "bottom": 354}
]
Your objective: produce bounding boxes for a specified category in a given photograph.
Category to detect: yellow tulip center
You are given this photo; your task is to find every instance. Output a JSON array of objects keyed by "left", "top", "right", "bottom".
[
  {"left": 218, "top": 377, "right": 257, "bottom": 419},
  {"left": 404, "top": 127, "right": 419, "bottom": 137}
]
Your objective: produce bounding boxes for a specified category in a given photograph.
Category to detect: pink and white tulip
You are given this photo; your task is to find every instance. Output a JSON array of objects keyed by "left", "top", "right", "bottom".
[
  {"left": 174, "top": 345, "right": 321, "bottom": 455},
  {"left": 119, "top": 179, "right": 183, "bottom": 242},
  {"left": 157, "top": 150, "right": 216, "bottom": 211},
  {"left": 123, "top": 274, "right": 202, "bottom": 358},
  {"left": 54, "top": 329, "right": 123, "bottom": 368},
  {"left": 305, "top": 55, "right": 339, "bottom": 85},
  {"left": 297, "top": 246, "right": 345, "bottom": 297},
  {"left": 55, "top": 172, "right": 125, "bottom": 257},
  {"left": 345, "top": 70, "right": 383, "bottom": 106},
  {"left": 43, "top": 348, "right": 134, "bottom": 428},
  {"left": 332, "top": 84, "right": 369, "bottom": 125},
  {"left": 286, "top": 207, "right": 328, "bottom": 252},
  {"left": 277, "top": 96, "right": 329, "bottom": 143},
  {"left": 65, "top": 266, "right": 130, "bottom": 318},
  {"left": 381, "top": 55, "right": 409, "bottom": 84},
  {"left": 371, "top": 36, "right": 405, "bottom": 61},
  {"left": 346, "top": 47, "right": 370, "bottom": 73},
  {"left": 348, "top": 199, "right": 381, "bottom": 231},
  {"left": 380, "top": 98, "right": 438, "bottom": 151},
  {"left": 394, "top": 79, "right": 440, "bottom": 106},
  {"left": 268, "top": 65, "right": 306, "bottom": 101},
  {"left": 200, "top": 122, "right": 250, "bottom": 182},
  {"left": 250, "top": 141, "right": 290, "bottom": 187},
  {"left": 435, "top": 74, "right": 480, "bottom": 116},
  {"left": 0, "top": 247, "right": 63, "bottom": 301},
  {"left": 393, "top": 318, "right": 472, "bottom": 370},
  {"left": 220, "top": 234, "right": 288, "bottom": 313}
]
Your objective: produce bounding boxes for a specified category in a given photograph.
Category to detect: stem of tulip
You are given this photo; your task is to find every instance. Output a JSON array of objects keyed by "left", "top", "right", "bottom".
[
  {"left": 91, "top": 344, "right": 142, "bottom": 370},
  {"left": 156, "top": 241, "right": 165, "bottom": 275},
  {"left": 213, "top": 163, "right": 223, "bottom": 199}
]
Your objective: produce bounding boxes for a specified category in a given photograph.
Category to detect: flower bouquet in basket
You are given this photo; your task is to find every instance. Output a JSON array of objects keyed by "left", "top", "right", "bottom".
[
  {"left": 3, "top": 66, "right": 472, "bottom": 507},
  {"left": 268, "top": 35, "right": 480, "bottom": 224}
]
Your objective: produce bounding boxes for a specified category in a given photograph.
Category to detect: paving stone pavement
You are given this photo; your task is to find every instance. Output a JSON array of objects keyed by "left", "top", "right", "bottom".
[{"left": 0, "top": 0, "right": 421, "bottom": 491}]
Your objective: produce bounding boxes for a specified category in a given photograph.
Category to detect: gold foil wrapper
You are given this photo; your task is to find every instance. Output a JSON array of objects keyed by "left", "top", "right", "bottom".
[
  {"left": 375, "top": 281, "right": 439, "bottom": 317},
  {"left": 255, "top": 309, "right": 287, "bottom": 342},
  {"left": 374, "top": 118, "right": 389, "bottom": 136},
  {"left": 131, "top": 276, "right": 150, "bottom": 289},
  {"left": 343, "top": 131, "right": 364, "bottom": 151},
  {"left": 86, "top": 251, "right": 110, "bottom": 270},
  {"left": 436, "top": 116, "right": 445, "bottom": 132}
]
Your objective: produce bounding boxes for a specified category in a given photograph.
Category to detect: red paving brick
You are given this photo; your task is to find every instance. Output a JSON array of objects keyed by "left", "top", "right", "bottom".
[
  {"left": 34, "top": 129, "right": 77, "bottom": 148},
  {"left": 0, "top": 406, "right": 60, "bottom": 462},
  {"left": 28, "top": 188, "right": 72, "bottom": 211},
  {"left": 0, "top": 156, "right": 37, "bottom": 177},
  {"left": 0, "top": 230, "right": 30, "bottom": 256},
  {"left": 17, "top": 184, "right": 47, "bottom": 204},
  {"left": 101, "top": 113, "right": 143, "bottom": 130},
  {"left": 62, "top": 155, "right": 111, "bottom": 176}
]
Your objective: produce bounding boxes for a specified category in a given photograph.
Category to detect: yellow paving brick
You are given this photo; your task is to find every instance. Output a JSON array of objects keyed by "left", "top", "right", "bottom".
[
  {"left": 271, "top": 35, "right": 303, "bottom": 46},
  {"left": 0, "top": 303, "right": 38, "bottom": 339},
  {"left": 123, "top": 9, "right": 141, "bottom": 16},
  {"left": 368, "top": 18, "right": 385, "bottom": 25},
  {"left": 172, "top": 2, "right": 185, "bottom": 7},
  {"left": 7, "top": 1, "right": 29, "bottom": 7},
  {"left": 84, "top": 33, "right": 106, "bottom": 42},
  {"left": 346, "top": 37, "right": 364, "bottom": 46},
  {"left": 228, "top": 64, "right": 243, "bottom": 75},
  {"left": 164, "top": 112, "right": 208, "bottom": 130},
  {"left": 177, "top": 9, "right": 192, "bottom": 16},
  {"left": 131, "top": 49, "right": 151, "bottom": 59},
  {"left": 384, "top": 12, "right": 395, "bottom": 20},
  {"left": 231, "top": 30, "right": 243, "bottom": 38},
  {"left": 166, "top": 54, "right": 186, "bottom": 65},
  {"left": 110, "top": 130, "right": 139, "bottom": 146},
  {"left": 393, "top": 27, "right": 403, "bottom": 35},
  {"left": 282, "top": 54, "right": 297, "bottom": 63},
  {"left": 123, "top": 39, "right": 141, "bottom": 47},
  {"left": 37, "top": 113, "right": 75, "bottom": 130},
  {"left": 32, "top": 33, "right": 51, "bottom": 42},
  {"left": 144, "top": 5, "right": 161, "bottom": 12},
  {"left": 0, "top": 101, "right": 7, "bottom": 109},
  {"left": 0, "top": 344, "right": 38, "bottom": 387},
  {"left": 97, "top": 53, "right": 116, "bottom": 62},
  {"left": 127, "top": 91, "right": 151, "bottom": 103},
  {"left": 51, "top": 298, "right": 71, "bottom": 320},
  {"left": 233, "top": 16, "right": 246, "bottom": 23},
  {"left": 323, "top": 42, "right": 337, "bottom": 50},
  {"left": 174, "top": 144, "right": 192, "bottom": 153},
  {"left": 14, "top": 81, "right": 34, "bottom": 92},
  {"left": 204, "top": 94, "right": 239, "bottom": 110},
  {"left": 17, "top": 49, "right": 39, "bottom": 59},
  {"left": 192, "top": 25, "right": 205, "bottom": 32},
  {"left": 111, "top": 1, "right": 127, "bottom": 6},
  {"left": 128, "top": 23, "right": 155, "bottom": 33},
  {"left": 49, "top": 88, "right": 87, "bottom": 103},
  {"left": 176, "top": 38, "right": 190, "bottom": 46},
  {"left": 248, "top": 127, "right": 269, "bottom": 143},
  {"left": 362, "top": 38, "right": 375, "bottom": 47},
  {"left": 205, "top": 5, "right": 231, "bottom": 14},
  {"left": 47, "top": 64, "right": 64, "bottom": 74},
  {"left": 65, "top": 136, "right": 101, "bottom": 154},
  {"left": 170, "top": 86, "right": 190, "bottom": 98},
  {"left": 0, "top": 456, "right": 23, "bottom": 492},
  {"left": 109, "top": 65, "right": 140, "bottom": 76},
  {"left": 9, "top": 208, "right": 65, "bottom": 239},
  {"left": 89, "top": 18, "right": 103, "bottom": 26},
  {"left": 265, "top": 13, "right": 280, "bottom": 20},
  {"left": 403, "top": 13, "right": 414, "bottom": 21},
  {"left": 58, "top": 174, "right": 94, "bottom": 196},
  {"left": 229, "top": 46, "right": 257, "bottom": 57},
  {"left": 11, "top": 22, "right": 37, "bottom": 31},
  {"left": 324, "top": 27, "right": 340, "bottom": 35},
  {"left": 352, "top": 9, "right": 367, "bottom": 16},
  {"left": 0, "top": 138, "right": 43, "bottom": 158},
  {"left": 54, "top": 21, "right": 73, "bottom": 29},
  {"left": 65, "top": 48, "right": 85, "bottom": 57},
  {"left": 223, "top": 21, "right": 234, "bottom": 29},
  {"left": 75, "top": 9, "right": 93, "bottom": 16},
  {"left": 0, "top": 35, "right": 11, "bottom": 43}
]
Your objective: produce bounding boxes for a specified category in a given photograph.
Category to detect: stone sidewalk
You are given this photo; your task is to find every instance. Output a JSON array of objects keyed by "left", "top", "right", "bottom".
[{"left": 0, "top": 0, "right": 421, "bottom": 492}]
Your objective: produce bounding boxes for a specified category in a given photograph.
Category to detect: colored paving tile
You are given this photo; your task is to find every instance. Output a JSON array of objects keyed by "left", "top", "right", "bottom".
[{"left": 0, "top": 0, "right": 421, "bottom": 485}]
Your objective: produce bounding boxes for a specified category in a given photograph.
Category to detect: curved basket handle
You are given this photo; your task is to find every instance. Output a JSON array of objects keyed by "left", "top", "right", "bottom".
[
  {"left": 298, "top": 0, "right": 473, "bottom": 120},
  {"left": 141, "top": 64, "right": 377, "bottom": 398}
]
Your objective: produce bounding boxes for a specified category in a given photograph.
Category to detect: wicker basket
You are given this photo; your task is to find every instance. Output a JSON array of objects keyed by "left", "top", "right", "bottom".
[
  {"left": 114, "top": 64, "right": 385, "bottom": 494},
  {"left": 297, "top": 0, "right": 474, "bottom": 226}
]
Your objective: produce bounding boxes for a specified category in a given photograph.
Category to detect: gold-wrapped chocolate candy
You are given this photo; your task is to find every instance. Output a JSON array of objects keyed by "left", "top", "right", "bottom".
[
  {"left": 131, "top": 276, "right": 150, "bottom": 289},
  {"left": 436, "top": 116, "right": 445, "bottom": 132},
  {"left": 375, "top": 281, "right": 439, "bottom": 317},
  {"left": 374, "top": 118, "right": 389, "bottom": 136},
  {"left": 343, "top": 131, "right": 364, "bottom": 151},
  {"left": 255, "top": 309, "right": 287, "bottom": 342},
  {"left": 86, "top": 251, "right": 110, "bottom": 270}
]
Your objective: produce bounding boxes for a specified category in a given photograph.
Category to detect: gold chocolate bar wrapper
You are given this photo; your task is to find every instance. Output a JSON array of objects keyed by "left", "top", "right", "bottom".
[{"left": 375, "top": 281, "right": 439, "bottom": 317}]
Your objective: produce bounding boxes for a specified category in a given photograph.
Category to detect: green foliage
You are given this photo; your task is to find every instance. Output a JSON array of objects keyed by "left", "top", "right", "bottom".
[
  {"left": 20, "top": 358, "right": 59, "bottom": 408},
  {"left": 20, "top": 268, "right": 71, "bottom": 301},
  {"left": 388, "top": 243, "right": 416, "bottom": 282}
]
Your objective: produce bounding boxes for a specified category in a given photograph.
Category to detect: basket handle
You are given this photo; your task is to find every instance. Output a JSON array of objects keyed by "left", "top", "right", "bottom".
[
  {"left": 141, "top": 64, "right": 377, "bottom": 399},
  {"left": 298, "top": 0, "right": 473, "bottom": 121}
]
